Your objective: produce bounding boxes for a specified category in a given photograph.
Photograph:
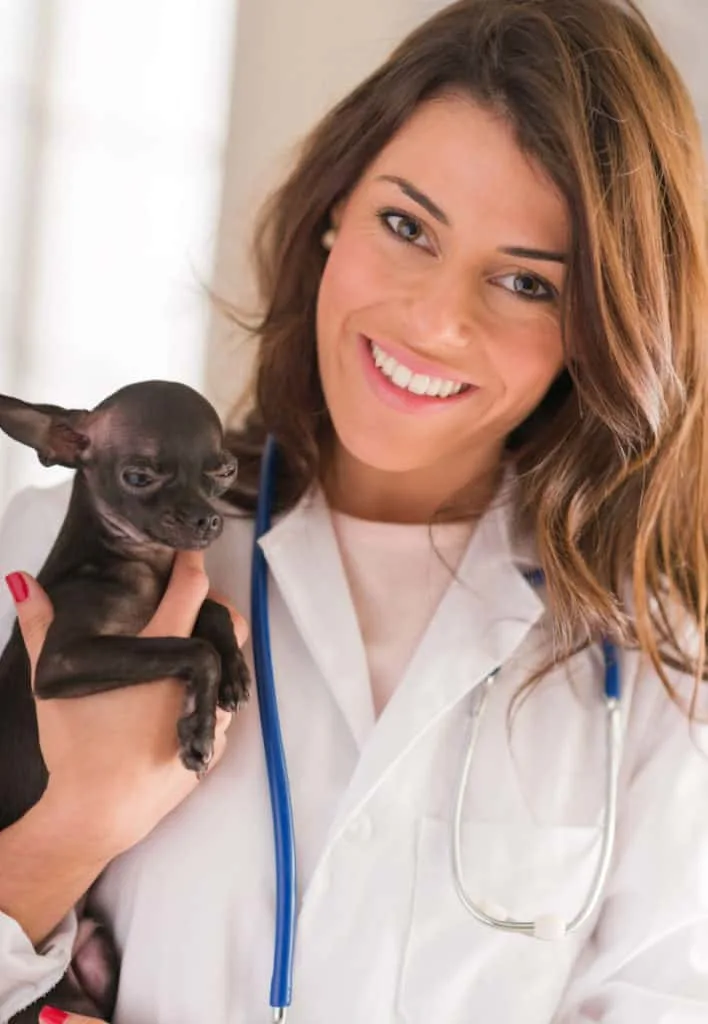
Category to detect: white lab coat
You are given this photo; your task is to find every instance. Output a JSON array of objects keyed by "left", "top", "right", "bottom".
[{"left": 1, "top": 478, "right": 708, "bottom": 1024}]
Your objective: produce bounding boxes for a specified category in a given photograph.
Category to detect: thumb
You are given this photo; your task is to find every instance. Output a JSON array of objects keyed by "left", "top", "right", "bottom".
[
  {"left": 142, "top": 549, "right": 209, "bottom": 639},
  {"left": 5, "top": 571, "right": 54, "bottom": 676}
]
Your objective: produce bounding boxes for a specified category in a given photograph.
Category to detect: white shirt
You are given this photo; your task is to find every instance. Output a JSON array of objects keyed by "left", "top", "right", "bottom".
[
  {"left": 1, "top": 478, "right": 708, "bottom": 1024},
  {"left": 330, "top": 509, "right": 475, "bottom": 716}
]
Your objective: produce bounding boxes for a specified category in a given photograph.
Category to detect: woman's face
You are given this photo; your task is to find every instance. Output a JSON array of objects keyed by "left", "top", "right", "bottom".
[{"left": 316, "top": 93, "right": 569, "bottom": 512}]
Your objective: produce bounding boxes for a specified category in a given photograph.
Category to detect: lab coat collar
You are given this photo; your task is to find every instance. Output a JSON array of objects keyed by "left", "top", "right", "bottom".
[
  {"left": 257, "top": 473, "right": 546, "bottom": 835},
  {"left": 257, "top": 484, "right": 375, "bottom": 747}
]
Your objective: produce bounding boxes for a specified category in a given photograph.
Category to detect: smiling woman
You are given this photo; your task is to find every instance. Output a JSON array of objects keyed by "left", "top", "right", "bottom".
[
  {"left": 315, "top": 96, "right": 568, "bottom": 515},
  {"left": 2, "top": 2, "right": 708, "bottom": 1024},
  {"left": 225, "top": 0, "right": 708, "bottom": 676}
]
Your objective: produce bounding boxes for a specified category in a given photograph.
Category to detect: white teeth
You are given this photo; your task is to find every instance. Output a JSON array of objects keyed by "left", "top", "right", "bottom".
[
  {"left": 409, "top": 373, "right": 429, "bottom": 395},
  {"left": 392, "top": 363, "right": 413, "bottom": 388},
  {"left": 369, "top": 340, "right": 467, "bottom": 398}
]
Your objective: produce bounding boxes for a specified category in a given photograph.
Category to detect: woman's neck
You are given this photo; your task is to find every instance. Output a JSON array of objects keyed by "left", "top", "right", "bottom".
[{"left": 322, "top": 439, "right": 506, "bottom": 524}]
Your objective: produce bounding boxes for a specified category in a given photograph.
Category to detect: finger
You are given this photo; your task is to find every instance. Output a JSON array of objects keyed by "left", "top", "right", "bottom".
[
  {"left": 209, "top": 719, "right": 230, "bottom": 768},
  {"left": 208, "top": 587, "right": 250, "bottom": 647},
  {"left": 142, "top": 550, "right": 209, "bottom": 638},
  {"left": 39, "top": 1008, "right": 105, "bottom": 1024},
  {"left": 215, "top": 707, "right": 233, "bottom": 734},
  {"left": 5, "top": 572, "right": 54, "bottom": 677}
]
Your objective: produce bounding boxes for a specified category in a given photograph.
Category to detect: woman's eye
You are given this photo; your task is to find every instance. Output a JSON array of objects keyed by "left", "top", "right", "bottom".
[
  {"left": 494, "top": 272, "right": 556, "bottom": 302},
  {"left": 379, "top": 210, "right": 430, "bottom": 249},
  {"left": 121, "top": 468, "right": 155, "bottom": 489}
]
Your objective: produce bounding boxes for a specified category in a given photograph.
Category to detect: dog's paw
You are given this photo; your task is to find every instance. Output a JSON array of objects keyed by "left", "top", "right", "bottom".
[
  {"left": 177, "top": 712, "right": 215, "bottom": 774},
  {"left": 217, "top": 645, "right": 251, "bottom": 712}
]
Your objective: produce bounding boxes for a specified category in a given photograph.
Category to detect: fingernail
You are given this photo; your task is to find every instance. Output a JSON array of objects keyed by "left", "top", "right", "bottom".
[
  {"left": 5, "top": 572, "right": 29, "bottom": 603},
  {"left": 39, "top": 1008, "right": 69, "bottom": 1024}
]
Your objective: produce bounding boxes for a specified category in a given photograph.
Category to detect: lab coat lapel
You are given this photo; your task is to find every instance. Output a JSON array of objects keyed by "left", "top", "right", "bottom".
[
  {"left": 257, "top": 487, "right": 375, "bottom": 748},
  {"left": 325, "top": 489, "right": 546, "bottom": 843}
]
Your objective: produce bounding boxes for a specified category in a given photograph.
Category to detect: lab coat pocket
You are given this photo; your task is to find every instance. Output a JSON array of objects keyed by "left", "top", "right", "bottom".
[{"left": 397, "top": 816, "right": 601, "bottom": 1024}]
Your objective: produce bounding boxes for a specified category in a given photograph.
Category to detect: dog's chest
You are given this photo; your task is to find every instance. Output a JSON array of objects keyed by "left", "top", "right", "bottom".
[{"left": 81, "top": 560, "right": 171, "bottom": 636}]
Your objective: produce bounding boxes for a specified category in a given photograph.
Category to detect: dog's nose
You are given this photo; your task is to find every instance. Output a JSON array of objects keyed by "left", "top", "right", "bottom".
[{"left": 197, "top": 513, "right": 222, "bottom": 535}]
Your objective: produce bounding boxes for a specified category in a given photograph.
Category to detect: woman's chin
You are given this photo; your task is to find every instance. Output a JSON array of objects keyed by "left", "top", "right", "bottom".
[{"left": 333, "top": 423, "right": 434, "bottom": 476}]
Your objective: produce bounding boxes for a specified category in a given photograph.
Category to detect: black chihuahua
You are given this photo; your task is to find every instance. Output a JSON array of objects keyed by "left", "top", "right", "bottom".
[{"left": 0, "top": 380, "right": 250, "bottom": 1022}]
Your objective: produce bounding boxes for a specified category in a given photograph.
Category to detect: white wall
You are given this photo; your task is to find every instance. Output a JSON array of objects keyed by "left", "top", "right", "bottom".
[
  {"left": 205, "top": 0, "right": 433, "bottom": 422},
  {"left": 0, "top": 0, "right": 238, "bottom": 504},
  {"left": 642, "top": 0, "right": 708, "bottom": 130}
]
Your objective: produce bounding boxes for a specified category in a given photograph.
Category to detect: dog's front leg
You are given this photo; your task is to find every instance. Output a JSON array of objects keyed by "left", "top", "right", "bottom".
[
  {"left": 35, "top": 634, "right": 222, "bottom": 773},
  {"left": 193, "top": 598, "right": 250, "bottom": 713}
]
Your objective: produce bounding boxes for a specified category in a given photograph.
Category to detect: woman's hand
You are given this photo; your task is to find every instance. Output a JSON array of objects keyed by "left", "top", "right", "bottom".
[
  {"left": 9, "top": 550, "right": 249, "bottom": 859},
  {"left": 38, "top": 1007, "right": 104, "bottom": 1024}
]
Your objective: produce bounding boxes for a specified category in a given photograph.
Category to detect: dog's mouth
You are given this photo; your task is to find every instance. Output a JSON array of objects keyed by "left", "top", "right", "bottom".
[
  {"left": 154, "top": 532, "right": 214, "bottom": 551},
  {"left": 94, "top": 498, "right": 223, "bottom": 551},
  {"left": 137, "top": 527, "right": 216, "bottom": 552},
  {"left": 149, "top": 515, "right": 224, "bottom": 551},
  {"left": 95, "top": 500, "right": 158, "bottom": 547}
]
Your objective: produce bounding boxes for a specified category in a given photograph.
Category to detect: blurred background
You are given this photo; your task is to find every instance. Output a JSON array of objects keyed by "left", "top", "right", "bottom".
[{"left": 0, "top": 0, "right": 705, "bottom": 505}]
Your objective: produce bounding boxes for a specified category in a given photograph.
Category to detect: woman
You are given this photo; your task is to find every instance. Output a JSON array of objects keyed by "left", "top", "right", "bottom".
[{"left": 1, "top": 0, "right": 707, "bottom": 1021}]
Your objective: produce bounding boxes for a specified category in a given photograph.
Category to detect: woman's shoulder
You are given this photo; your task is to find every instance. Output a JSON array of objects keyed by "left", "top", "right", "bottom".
[{"left": 619, "top": 593, "right": 708, "bottom": 775}]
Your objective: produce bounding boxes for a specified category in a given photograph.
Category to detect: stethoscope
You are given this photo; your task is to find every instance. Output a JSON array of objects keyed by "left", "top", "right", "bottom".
[{"left": 250, "top": 434, "right": 623, "bottom": 1022}]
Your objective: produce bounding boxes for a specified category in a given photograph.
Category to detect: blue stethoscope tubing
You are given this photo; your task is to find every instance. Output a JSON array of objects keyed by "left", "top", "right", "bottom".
[
  {"left": 250, "top": 435, "right": 622, "bottom": 1015},
  {"left": 251, "top": 433, "right": 296, "bottom": 1021}
]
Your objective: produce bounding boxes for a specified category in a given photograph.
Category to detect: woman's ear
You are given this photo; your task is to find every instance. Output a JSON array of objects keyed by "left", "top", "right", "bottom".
[
  {"left": 322, "top": 199, "right": 347, "bottom": 252},
  {"left": 329, "top": 197, "right": 347, "bottom": 232}
]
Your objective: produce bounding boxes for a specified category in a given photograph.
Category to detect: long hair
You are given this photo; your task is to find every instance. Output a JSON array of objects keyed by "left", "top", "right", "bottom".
[{"left": 223, "top": 0, "right": 708, "bottom": 706}]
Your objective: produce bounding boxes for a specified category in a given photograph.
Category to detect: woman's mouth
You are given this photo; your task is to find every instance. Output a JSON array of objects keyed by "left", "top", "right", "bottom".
[
  {"left": 359, "top": 335, "right": 477, "bottom": 413},
  {"left": 369, "top": 338, "right": 473, "bottom": 397}
]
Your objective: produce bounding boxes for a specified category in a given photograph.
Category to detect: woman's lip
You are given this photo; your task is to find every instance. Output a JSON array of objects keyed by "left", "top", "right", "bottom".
[
  {"left": 363, "top": 334, "right": 474, "bottom": 386},
  {"left": 357, "top": 334, "right": 478, "bottom": 415}
]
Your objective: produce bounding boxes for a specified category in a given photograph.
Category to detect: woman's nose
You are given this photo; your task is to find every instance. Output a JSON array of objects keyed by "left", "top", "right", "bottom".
[{"left": 406, "top": 271, "right": 479, "bottom": 350}]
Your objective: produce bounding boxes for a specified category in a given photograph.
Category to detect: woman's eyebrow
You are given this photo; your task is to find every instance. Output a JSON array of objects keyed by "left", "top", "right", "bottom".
[
  {"left": 376, "top": 175, "right": 450, "bottom": 225},
  {"left": 498, "top": 246, "right": 567, "bottom": 264},
  {"left": 376, "top": 176, "right": 567, "bottom": 263}
]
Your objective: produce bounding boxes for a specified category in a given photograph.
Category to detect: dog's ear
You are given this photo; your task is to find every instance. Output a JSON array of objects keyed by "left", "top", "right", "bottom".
[{"left": 0, "top": 394, "right": 93, "bottom": 468}]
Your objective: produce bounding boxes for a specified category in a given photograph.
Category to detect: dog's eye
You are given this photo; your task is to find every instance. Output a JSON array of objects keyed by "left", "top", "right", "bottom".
[
  {"left": 206, "top": 461, "right": 237, "bottom": 488},
  {"left": 121, "top": 468, "right": 155, "bottom": 489}
]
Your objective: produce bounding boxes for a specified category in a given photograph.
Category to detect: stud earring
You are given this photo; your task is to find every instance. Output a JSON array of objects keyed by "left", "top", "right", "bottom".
[{"left": 321, "top": 228, "right": 337, "bottom": 251}]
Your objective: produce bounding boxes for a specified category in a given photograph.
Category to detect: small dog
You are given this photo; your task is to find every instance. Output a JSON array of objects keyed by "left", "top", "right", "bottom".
[{"left": 0, "top": 380, "right": 251, "bottom": 1022}]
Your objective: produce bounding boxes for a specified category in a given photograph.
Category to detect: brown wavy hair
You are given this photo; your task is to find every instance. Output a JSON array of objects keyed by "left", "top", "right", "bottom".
[{"left": 223, "top": 0, "right": 708, "bottom": 707}]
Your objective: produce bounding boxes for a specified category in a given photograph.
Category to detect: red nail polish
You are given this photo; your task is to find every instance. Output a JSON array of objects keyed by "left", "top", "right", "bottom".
[
  {"left": 39, "top": 1008, "right": 69, "bottom": 1024},
  {"left": 5, "top": 572, "right": 29, "bottom": 603}
]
